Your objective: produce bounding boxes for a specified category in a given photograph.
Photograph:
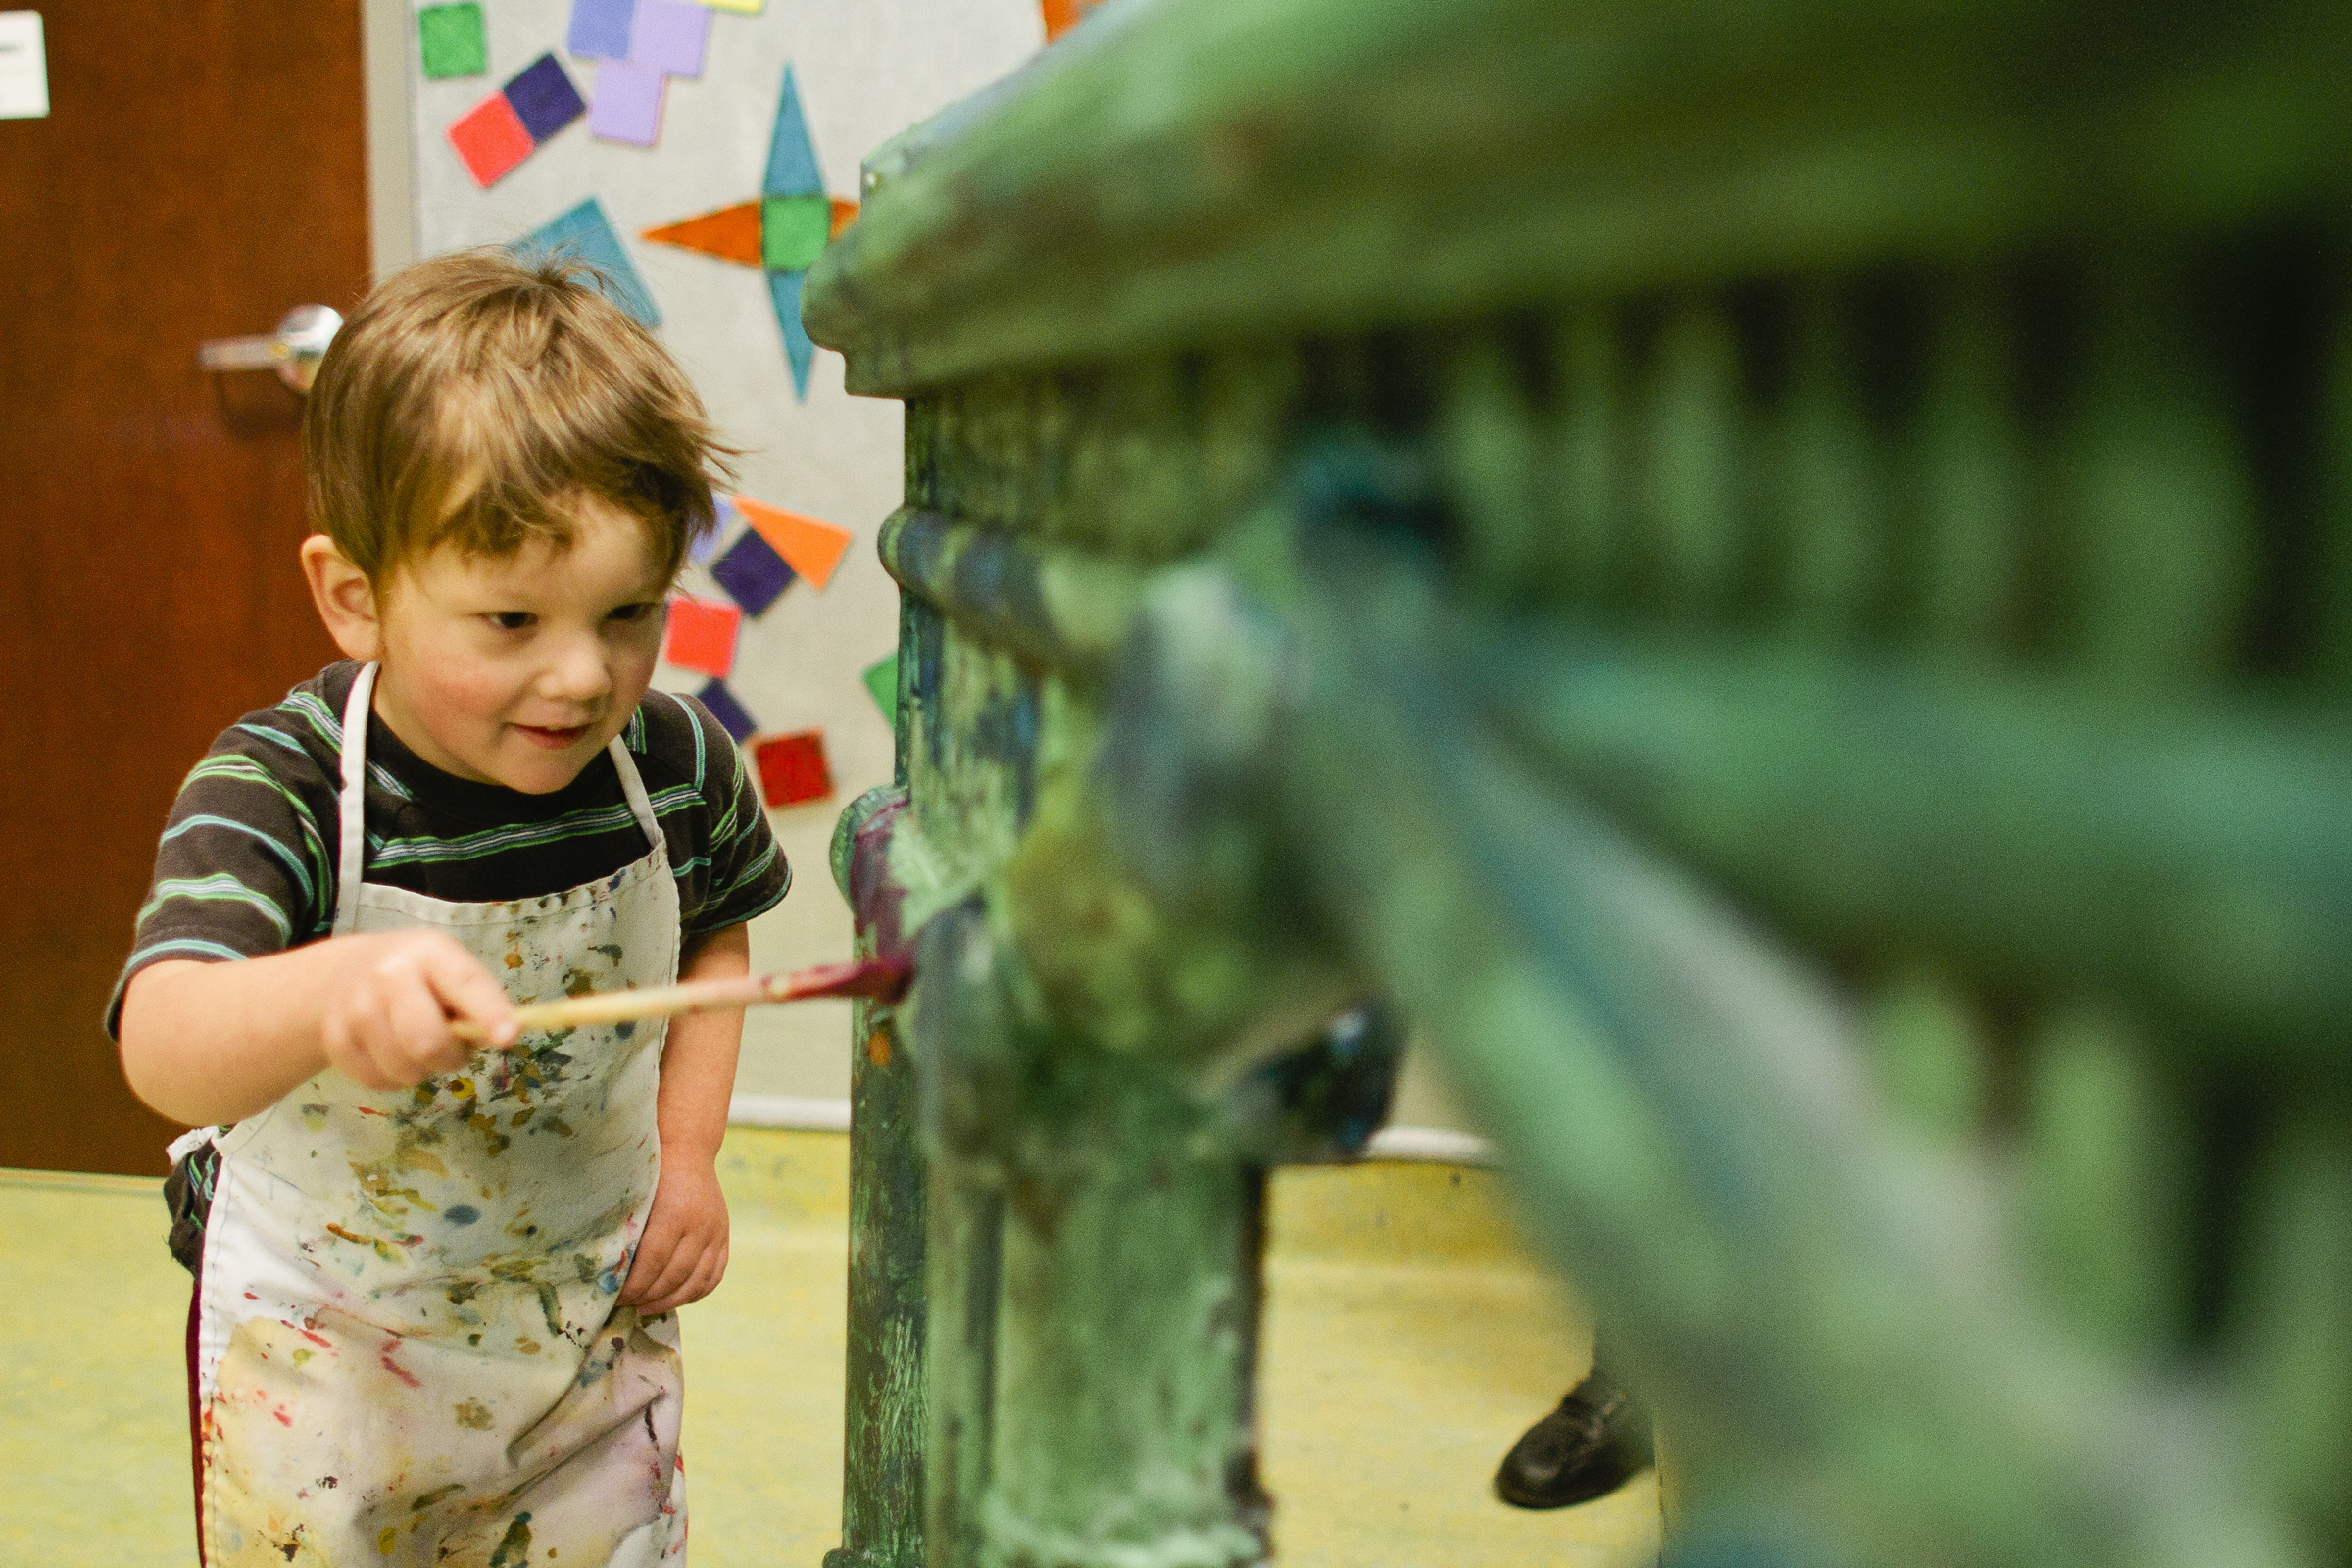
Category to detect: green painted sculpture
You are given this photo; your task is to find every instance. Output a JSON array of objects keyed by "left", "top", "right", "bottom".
[{"left": 807, "top": 1, "right": 2352, "bottom": 1563}]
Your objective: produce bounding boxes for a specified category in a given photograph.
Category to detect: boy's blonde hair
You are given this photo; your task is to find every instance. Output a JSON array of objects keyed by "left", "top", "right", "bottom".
[{"left": 304, "top": 248, "right": 738, "bottom": 582}]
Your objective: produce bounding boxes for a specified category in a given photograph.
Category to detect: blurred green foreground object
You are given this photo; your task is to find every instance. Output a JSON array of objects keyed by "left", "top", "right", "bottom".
[{"left": 804, "top": 0, "right": 2352, "bottom": 1563}]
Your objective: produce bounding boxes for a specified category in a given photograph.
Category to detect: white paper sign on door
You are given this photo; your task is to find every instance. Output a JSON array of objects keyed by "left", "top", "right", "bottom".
[{"left": 0, "top": 12, "right": 48, "bottom": 120}]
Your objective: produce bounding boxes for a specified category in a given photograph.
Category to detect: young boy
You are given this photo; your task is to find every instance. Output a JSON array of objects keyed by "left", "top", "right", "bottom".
[{"left": 113, "top": 249, "right": 789, "bottom": 1565}]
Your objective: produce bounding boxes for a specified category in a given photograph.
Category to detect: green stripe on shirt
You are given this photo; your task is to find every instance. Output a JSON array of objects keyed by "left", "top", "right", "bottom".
[{"left": 137, "top": 874, "right": 295, "bottom": 943}]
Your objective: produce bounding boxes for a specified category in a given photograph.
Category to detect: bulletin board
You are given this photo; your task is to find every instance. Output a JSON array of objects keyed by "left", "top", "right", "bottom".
[{"left": 405, "top": 0, "right": 1045, "bottom": 1102}]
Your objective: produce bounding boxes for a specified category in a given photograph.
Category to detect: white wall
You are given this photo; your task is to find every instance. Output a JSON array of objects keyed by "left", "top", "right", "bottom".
[{"left": 363, "top": 0, "right": 1041, "bottom": 1103}]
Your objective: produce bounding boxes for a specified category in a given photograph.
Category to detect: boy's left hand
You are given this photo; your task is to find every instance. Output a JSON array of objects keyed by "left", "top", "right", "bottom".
[{"left": 619, "top": 1154, "right": 730, "bottom": 1317}]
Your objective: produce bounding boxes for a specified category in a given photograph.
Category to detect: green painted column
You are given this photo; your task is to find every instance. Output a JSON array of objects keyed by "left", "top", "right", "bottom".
[
  {"left": 806, "top": 2, "right": 2352, "bottom": 1563},
  {"left": 982, "top": 1071, "right": 1268, "bottom": 1568}
]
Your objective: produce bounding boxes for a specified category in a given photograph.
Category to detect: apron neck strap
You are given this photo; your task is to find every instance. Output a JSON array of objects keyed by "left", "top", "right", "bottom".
[
  {"left": 334, "top": 664, "right": 666, "bottom": 934},
  {"left": 334, "top": 662, "right": 378, "bottom": 934},
  {"left": 606, "top": 734, "right": 664, "bottom": 853}
]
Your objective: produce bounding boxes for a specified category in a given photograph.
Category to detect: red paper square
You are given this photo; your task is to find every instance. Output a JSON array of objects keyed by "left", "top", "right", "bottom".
[
  {"left": 753, "top": 730, "right": 832, "bottom": 807},
  {"left": 448, "top": 93, "right": 536, "bottom": 187},
  {"left": 664, "top": 595, "right": 741, "bottom": 678}
]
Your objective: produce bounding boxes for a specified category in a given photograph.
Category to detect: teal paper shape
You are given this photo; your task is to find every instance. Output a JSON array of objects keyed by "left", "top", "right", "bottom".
[
  {"left": 762, "top": 64, "right": 822, "bottom": 197},
  {"left": 768, "top": 270, "right": 812, "bottom": 397},
  {"left": 514, "top": 197, "right": 662, "bottom": 328},
  {"left": 418, "top": 3, "right": 488, "bottom": 79}
]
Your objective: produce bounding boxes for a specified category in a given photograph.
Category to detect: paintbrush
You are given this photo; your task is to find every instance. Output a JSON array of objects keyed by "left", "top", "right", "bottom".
[{"left": 449, "top": 956, "right": 911, "bottom": 1045}]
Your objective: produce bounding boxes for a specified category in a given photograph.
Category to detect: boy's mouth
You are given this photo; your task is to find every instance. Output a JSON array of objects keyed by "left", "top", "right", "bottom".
[{"left": 514, "top": 722, "right": 593, "bottom": 750}]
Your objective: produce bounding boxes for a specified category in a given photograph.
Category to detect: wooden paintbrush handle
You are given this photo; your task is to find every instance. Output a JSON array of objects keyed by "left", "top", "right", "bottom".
[{"left": 448, "top": 956, "right": 909, "bottom": 1044}]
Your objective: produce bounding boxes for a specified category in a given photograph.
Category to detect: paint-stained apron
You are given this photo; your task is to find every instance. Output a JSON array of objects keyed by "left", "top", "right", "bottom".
[{"left": 176, "top": 662, "right": 687, "bottom": 1566}]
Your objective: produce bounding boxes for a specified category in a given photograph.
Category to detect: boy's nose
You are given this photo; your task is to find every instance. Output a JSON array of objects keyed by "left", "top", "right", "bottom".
[{"left": 539, "top": 638, "right": 615, "bottom": 704}]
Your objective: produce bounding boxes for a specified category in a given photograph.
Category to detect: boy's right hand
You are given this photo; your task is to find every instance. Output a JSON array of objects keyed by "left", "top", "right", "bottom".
[{"left": 319, "top": 932, "right": 521, "bottom": 1091}]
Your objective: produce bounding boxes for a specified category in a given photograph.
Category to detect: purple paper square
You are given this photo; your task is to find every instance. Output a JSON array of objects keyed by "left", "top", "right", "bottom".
[
  {"left": 711, "top": 527, "right": 795, "bottom": 615},
  {"left": 566, "top": 0, "right": 634, "bottom": 60},
  {"left": 697, "top": 679, "right": 759, "bottom": 745},
  {"left": 628, "top": 0, "right": 710, "bottom": 77},
  {"left": 589, "top": 59, "right": 664, "bottom": 145},
  {"left": 504, "top": 53, "right": 586, "bottom": 142}
]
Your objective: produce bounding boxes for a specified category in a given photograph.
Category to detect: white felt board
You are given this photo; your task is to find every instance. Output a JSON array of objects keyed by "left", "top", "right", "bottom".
[{"left": 406, "top": 0, "right": 1044, "bottom": 1101}]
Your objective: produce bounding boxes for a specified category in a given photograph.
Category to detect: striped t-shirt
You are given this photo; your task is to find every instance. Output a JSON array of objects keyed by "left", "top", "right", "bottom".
[{"left": 109, "top": 660, "right": 790, "bottom": 1034}]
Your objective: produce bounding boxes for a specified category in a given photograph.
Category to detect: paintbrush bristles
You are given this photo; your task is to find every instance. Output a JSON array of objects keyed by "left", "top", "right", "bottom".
[{"left": 447, "top": 956, "right": 909, "bottom": 1045}]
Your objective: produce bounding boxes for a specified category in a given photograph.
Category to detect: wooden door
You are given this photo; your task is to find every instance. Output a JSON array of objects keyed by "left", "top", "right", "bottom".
[{"left": 0, "top": 4, "right": 368, "bottom": 1173}]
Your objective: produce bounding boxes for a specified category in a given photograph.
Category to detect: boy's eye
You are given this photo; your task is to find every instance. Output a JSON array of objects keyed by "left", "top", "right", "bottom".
[
  {"left": 485, "top": 612, "right": 535, "bottom": 631},
  {"left": 608, "top": 602, "right": 660, "bottom": 624}
]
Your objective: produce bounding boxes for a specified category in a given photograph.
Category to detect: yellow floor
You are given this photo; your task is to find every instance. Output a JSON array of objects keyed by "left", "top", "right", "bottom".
[{"left": 0, "top": 1132, "right": 1656, "bottom": 1567}]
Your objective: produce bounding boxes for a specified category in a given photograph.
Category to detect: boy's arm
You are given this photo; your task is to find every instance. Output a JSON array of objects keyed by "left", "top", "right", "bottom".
[
  {"left": 618, "top": 920, "right": 748, "bottom": 1316},
  {"left": 119, "top": 933, "right": 521, "bottom": 1128}
]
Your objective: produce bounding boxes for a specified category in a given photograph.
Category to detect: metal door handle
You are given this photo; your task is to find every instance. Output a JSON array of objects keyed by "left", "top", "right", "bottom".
[{"left": 197, "top": 304, "right": 343, "bottom": 393}]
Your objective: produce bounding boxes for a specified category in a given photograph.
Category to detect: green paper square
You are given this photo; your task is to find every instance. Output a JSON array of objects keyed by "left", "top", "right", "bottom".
[
  {"left": 418, "top": 3, "right": 487, "bottom": 79},
  {"left": 862, "top": 652, "right": 898, "bottom": 723},
  {"left": 761, "top": 195, "right": 833, "bottom": 272}
]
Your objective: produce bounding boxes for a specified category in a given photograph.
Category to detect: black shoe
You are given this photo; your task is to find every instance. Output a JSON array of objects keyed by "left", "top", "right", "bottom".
[{"left": 1493, "top": 1372, "right": 1653, "bottom": 1509}]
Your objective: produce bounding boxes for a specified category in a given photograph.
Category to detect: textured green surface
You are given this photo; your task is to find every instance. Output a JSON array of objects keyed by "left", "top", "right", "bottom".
[
  {"left": 829, "top": 785, "right": 940, "bottom": 1568},
  {"left": 808, "top": 0, "right": 2352, "bottom": 394},
  {"left": 832, "top": 987, "right": 927, "bottom": 1567},
  {"left": 808, "top": 0, "right": 2352, "bottom": 1563}
]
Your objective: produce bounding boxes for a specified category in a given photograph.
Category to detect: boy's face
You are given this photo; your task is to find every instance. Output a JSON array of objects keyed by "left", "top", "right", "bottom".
[{"left": 370, "top": 492, "right": 670, "bottom": 795}]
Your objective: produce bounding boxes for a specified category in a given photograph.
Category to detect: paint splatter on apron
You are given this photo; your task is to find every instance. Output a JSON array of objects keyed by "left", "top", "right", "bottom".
[{"left": 172, "top": 662, "right": 688, "bottom": 1565}]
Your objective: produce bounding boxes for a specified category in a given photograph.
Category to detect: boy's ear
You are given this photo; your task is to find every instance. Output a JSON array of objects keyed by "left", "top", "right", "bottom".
[{"left": 300, "top": 535, "right": 384, "bottom": 662}]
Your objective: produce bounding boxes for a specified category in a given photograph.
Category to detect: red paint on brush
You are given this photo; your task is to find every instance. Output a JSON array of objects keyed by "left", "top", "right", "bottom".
[{"left": 771, "top": 956, "right": 909, "bottom": 1004}]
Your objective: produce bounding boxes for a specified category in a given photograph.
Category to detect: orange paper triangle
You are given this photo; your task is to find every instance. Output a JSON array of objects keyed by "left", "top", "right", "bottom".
[
  {"left": 734, "top": 497, "right": 853, "bottom": 590},
  {"left": 829, "top": 198, "right": 859, "bottom": 240},
  {"left": 1041, "top": 0, "right": 1108, "bottom": 41},
  {"left": 642, "top": 201, "right": 765, "bottom": 267}
]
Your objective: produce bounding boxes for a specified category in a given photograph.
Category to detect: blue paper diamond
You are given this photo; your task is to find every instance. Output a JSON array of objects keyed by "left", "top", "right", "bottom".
[
  {"left": 514, "top": 197, "right": 661, "bottom": 327},
  {"left": 763, "top": 64, "right": 822, "bottom": 197},
  {"left": 768, "top": 270, "right": 813, "bottom": 398}
]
